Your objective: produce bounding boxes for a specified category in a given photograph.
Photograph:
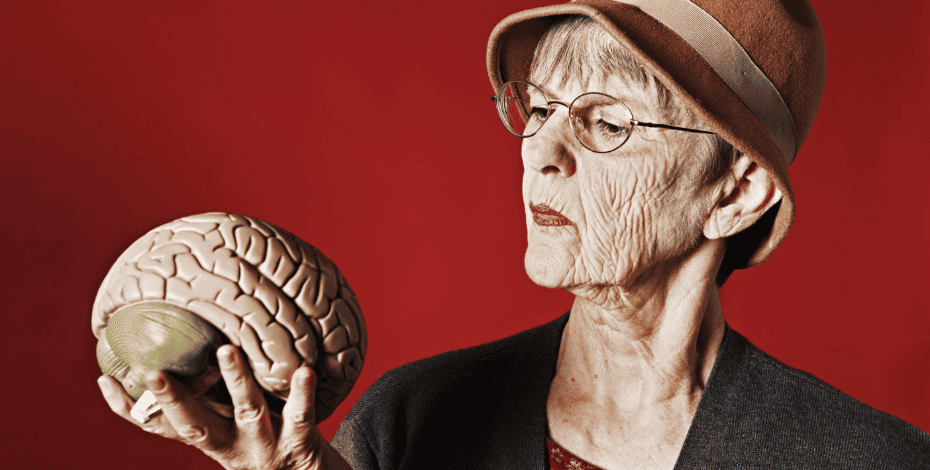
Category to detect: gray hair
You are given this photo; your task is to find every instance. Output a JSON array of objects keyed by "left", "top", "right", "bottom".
[{"left": 528, "top": 15, "right": 739, "bottom": 187}]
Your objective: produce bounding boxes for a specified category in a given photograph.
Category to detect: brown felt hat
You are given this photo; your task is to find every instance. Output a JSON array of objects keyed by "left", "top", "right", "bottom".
[{"left": 487, "top": 0, "right": 826, "bottom": 267}]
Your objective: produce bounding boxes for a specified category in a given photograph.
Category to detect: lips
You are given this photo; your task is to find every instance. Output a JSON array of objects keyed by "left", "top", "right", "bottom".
[{"left": 529, "top": 203, "right": 573, "bottom": 227}]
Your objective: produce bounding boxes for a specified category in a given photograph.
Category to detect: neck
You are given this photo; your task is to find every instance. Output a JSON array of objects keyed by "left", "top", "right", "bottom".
[{"left": 555, "top": 238, "right": 727, "bottom": 411}]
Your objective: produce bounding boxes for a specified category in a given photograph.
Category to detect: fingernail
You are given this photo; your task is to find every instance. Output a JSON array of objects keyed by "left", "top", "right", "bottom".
[
  {"left": 302, "top": 367, "right": 312, "bottom": 386},
  {"left": 219, "top": 346, "right": 236, "bottom": 368},
  {"left": 146, "top": 371, "right": 167, "bottom": 392}
]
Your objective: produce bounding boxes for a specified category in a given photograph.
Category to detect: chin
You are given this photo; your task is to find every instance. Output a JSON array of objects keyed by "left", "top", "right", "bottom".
[{"left": 524, "top": 244, "right": 572, "bottom": 288}]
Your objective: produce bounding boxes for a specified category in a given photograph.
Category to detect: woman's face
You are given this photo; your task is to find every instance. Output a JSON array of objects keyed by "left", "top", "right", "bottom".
[{"left": 521, "top": 74, "right": 715, "bottom": 302}]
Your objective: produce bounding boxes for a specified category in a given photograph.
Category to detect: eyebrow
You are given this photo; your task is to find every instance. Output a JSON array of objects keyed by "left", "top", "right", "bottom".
[
  {"left": 531, "top": 83, "right": 558, "bottom": 100},
  {"left": 532, "top": 83, "right": 579, "bottom": 107},
  {"left": 533, "top": 81, "right": 640, "bottom": 109}
]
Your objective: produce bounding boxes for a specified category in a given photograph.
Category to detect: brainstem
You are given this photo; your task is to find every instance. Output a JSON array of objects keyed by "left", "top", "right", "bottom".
[{"left": 91, "top": 212, "right": 367, "bottom": 422}]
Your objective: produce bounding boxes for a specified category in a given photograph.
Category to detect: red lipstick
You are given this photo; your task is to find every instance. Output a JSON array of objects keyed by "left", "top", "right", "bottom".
[{"left": 530, "top": 203, "right": 573, "bottom": 227}]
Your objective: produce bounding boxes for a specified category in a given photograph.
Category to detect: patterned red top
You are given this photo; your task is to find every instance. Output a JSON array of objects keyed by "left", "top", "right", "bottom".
[{"left": 546, "top": 437, "right": 607, "bottom": 470}]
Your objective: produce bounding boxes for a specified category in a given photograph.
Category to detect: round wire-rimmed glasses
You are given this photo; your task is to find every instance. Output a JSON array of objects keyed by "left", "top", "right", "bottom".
[{"left": 493, "top": 80, "right": 715, "bottom": 153}]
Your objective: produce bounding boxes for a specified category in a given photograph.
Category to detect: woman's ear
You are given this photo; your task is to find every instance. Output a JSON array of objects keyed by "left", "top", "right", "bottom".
[{"left": 704, "top": 155, "right": 782, "bottom": 240}]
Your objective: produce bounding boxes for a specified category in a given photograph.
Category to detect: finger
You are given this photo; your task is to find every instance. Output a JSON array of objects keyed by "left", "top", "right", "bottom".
[
  {"left": 279, "top": 369, "right": 354, "bottom": 470},
  {"left": 217, "top": 345, "right": 275, "bottom": 450},
  {"left": 145, "top": 370, "right": 232, "bottom": 449},
  {"left": 97, "top": 375, "right": 181, "bottom": 440},
  {"left": 280, "top": 367, "right": 319, "bottom": 454},
  {"left": 98, "top": 375, "right": 134, "bottom": 418}
]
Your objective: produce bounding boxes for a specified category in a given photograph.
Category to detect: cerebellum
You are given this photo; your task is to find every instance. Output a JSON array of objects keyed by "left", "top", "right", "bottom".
[{"left": 91, "top": 212, "right": 367, "bottom": 423}]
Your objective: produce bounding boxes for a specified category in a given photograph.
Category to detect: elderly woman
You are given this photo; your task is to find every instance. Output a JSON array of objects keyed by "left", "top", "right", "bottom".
[{"left": 98, "top": 0, "right": 930, "bottom": 468}]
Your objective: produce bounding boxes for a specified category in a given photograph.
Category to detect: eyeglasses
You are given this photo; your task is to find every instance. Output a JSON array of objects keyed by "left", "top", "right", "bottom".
[{"left": 492, "top": 80, "right": 714, "bottom": 153}]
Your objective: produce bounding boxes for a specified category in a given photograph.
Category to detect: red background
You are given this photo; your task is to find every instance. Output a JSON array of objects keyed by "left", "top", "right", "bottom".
[{"left": 2, "top": 0, "right": 928, "bottom": 467}]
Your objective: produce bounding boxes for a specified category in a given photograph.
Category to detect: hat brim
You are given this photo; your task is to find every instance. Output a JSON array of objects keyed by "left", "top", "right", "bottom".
[{"left": 486, "top": 1, "right": 794, "bottom": 267}]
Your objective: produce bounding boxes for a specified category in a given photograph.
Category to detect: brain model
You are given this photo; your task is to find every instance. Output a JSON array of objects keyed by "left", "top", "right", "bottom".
[{"left": 91, "top": 212, "right": 366, "bottom": 423}]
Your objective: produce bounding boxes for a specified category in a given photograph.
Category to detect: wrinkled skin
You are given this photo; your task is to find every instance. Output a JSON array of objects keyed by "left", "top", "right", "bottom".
[
  {"left": 98, "top": 345, "right": 351, "bottom": 470},
  {"left": 522, "top": 74, "right": 715, "bottom": 309}
]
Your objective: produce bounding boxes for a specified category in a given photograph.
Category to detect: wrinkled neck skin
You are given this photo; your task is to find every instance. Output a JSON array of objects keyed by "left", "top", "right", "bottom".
[
  {"left": 547, "top": 238, "right": 726, "bottom": 468},
  {"left": 559, "top": 237, "right": 725, "bottom": 398}
]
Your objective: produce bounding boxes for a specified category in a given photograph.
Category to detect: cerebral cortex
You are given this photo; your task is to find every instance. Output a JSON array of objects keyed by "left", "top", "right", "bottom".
[{"left": 91, "top": 212, "right": 366, "bottom": 422}]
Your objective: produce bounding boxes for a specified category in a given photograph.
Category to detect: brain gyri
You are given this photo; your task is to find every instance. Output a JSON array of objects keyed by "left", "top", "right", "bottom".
[{"left": 91, "top": 212, "right": 367, "bottom": 423}]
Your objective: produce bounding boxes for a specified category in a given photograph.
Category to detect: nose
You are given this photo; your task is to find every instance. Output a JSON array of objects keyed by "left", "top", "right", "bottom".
[{"left": 521, "top": 111, "right": 577, "bottom": 177}]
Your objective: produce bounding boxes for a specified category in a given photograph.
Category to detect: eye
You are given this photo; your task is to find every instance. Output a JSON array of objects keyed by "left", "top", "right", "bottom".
[
  {"left": 529, "top": 105, "right": 550, "bottom": 121},
  {"left": 594, "top": 118, "right": 630, "bottom": 140}
]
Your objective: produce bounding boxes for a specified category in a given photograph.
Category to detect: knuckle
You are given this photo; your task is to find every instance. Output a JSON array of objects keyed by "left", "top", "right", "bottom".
[
  {"left": 234, "top": 402, "right": 266, "bottom": 423},
  {"left": 289, "top": 408, "right": 314, "bottom": 425},
  {"left": 225, "top": 370, "right": 249, "bottom": 390},
  {"left": 175, "top": 423, "right": 210, "bottom": 444},
  {"left": 155, "top": 391, "right": 185, "bottom": 409},
  {"left": 283, "top": 396, "right": 316, "bottom": 427}
]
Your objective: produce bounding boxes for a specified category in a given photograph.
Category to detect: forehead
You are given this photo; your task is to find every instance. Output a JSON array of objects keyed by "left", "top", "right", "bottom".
[{"left": 527, "top": 16, "right": 660, "bottom": 108}]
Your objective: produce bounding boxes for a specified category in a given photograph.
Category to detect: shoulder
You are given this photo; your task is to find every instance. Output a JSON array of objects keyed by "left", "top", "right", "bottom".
[
  {"left": 694, "top": 328, "right": 930, "bottom": 468},
  {"left": 357, "top": 312, "right": 566, "bottom": 409},
  {"left": 331, "top": 313, "right": 568, "bottom": 469}
]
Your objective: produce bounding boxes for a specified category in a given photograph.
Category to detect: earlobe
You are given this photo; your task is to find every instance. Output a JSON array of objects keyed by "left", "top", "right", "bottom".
[{"left": 703, "top": 156, "right": 782, "bottom": 240}]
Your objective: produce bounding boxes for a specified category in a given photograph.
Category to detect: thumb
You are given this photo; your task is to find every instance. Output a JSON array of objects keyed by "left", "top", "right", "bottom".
[{"left": 280, "top": 367, "right": 320, "bottom": 454}]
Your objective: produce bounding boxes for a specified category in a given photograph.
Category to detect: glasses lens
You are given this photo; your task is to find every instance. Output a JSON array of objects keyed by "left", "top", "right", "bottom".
[
  {"left": 570, "top": 94, "right": 634, "bottom": 152},
  {"left": 497, "top": 81, "right": 548, "bottom": 137}
]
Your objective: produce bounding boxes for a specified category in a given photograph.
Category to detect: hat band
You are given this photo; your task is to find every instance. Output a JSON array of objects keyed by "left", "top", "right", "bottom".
[{"left": 615, "top": 0, "right": 798, "bottom": 164}]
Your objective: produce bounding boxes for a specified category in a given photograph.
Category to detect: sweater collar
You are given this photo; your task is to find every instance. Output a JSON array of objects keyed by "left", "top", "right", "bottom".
[{"left": 497, "top": 312, "right": 748, "bottom": 469}]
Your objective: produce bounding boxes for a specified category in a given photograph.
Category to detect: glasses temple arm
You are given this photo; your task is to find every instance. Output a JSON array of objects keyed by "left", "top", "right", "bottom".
[{"left": 632, "top": 120, "right": 716, "bottom": 135}]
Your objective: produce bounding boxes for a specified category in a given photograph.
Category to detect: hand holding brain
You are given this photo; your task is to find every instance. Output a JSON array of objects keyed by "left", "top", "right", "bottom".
[{"left": 93, "top": 212, "right": 366, "bottom": 429}]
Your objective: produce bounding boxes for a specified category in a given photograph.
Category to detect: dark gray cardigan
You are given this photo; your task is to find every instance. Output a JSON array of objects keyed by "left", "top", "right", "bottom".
[{"left": 331, "top": 313, "right": 930, "bottom": 469}]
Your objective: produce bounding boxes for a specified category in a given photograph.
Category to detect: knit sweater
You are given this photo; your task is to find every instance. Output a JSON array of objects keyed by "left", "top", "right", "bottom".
[{"left": 331, "top": 313, "right": 930, "bottom": 469}]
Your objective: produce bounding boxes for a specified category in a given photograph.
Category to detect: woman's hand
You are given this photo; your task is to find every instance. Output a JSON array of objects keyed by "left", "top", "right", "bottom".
[{"left": 97, "top": 345, "right": 352, "bottom": 470}]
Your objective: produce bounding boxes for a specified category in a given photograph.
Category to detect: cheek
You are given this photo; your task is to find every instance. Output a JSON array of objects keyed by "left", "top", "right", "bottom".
[
  {"left": 655, "top": 175, "right": 715, "bottom": 255},
  {"left": 574, "top": 157, "right": 682, "bottom": 281}
]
